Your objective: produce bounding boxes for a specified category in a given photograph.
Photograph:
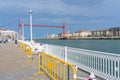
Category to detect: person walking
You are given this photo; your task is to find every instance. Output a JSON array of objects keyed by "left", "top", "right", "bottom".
[{"left": 37, "top": 44, "right": 44, "bottom": 54}]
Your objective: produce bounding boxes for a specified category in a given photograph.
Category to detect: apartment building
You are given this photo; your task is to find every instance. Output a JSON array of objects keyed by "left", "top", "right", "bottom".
[
  {"left": 1, "top": 30, "right": 17, "bottom": 40},
  {"left": 91, "top": 29, "right": 109, "bottom": 37},
  {"left": 72, "top": 30, "right": 91, "bottom": 38},
  {"left": 47, "top": 34, "right": 59, "bottom": 39},
  {"left": 109, "top": 27, "right": 120, "bottom": 37}
]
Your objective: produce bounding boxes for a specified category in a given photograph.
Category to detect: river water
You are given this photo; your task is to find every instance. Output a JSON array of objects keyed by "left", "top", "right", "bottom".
[{"left": 35, "top": 39, "right": 120, "bottom": 54}]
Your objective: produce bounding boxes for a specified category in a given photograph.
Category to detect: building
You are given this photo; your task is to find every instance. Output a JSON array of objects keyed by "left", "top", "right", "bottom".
[
  {"left": 0, "top": 26, "right": 4, "bottom": 35},
  {"left": 46, "top": 27, "right": 120, "bottom": 39},
  {"left": 65, "top": 32, "right": 72, "bottom": 38},
  {"left": 91, "top": 27, "right": 120, "bottom": 38},
  {"left": 47, "top": 34, "right": 59, "bottom": 39},
  {"left": 47, "top": 32, "right": 73, "bottom": 39},
  {"left": 91, "top": 29, "right": 109, "bottom": 37},
  {"left": 1, "top": 30, "right": 17, "bottom": 40},
  {"left": 109, "top": 27, "right": 120, "bottom": 37},
  {"left": 72, "top": 30, "right": 91, "bottom": 38},
  {"left": 58, "top": 31, "right": 72, "bottom": 38}
]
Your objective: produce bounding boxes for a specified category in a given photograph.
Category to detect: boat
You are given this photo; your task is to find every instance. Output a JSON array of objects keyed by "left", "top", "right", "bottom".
[{"left": 59, "top": 37, "right": 67, "bottom": 40}]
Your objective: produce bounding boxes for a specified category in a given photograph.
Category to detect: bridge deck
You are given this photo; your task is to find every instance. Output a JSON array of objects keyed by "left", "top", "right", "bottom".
[{"left": 0, "top": 42, "right": 103, "bottom": 80}]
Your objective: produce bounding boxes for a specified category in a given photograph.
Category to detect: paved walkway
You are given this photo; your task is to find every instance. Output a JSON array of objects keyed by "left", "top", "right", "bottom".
[
  {"left": 0, "top": 42, "right": 103, "bottom": 80},
  {"left": 0, "top": 42, "right": 50, "bottom": 80}
]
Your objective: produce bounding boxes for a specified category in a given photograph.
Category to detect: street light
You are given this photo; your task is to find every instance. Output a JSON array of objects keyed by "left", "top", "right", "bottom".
[
  {"left": 22, "top": 24, "right": 24, "bottom": 41},
  {"left": 29, "top": 10, "right": 33, "bottom": 42}
]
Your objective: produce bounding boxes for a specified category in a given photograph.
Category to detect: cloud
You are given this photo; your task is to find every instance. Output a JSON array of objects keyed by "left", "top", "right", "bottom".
[
  {"left": 0, "top": 0, "right": 87, "bottom": 16},
  {"left": 1, "top": 0, "right": 120, "bottom": 17},
  {"left": 0, "top": 0, "right": 120, "bottom": 34},
  {"left": 61, "top": 0, "right": 105, "bottom": 6}
]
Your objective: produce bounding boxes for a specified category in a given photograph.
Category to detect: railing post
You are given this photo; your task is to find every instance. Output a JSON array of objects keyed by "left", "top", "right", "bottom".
[
  {"left": 68, "top": 65, "right": 70, "bottom": 80},
  {"left": 65, "top": 46, "right": 67, "bottom": 62}
]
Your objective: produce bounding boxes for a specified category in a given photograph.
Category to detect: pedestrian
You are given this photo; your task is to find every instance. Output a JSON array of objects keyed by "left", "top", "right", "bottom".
[
  {"left": 37, "top": 44, "right": 44, "bottom": 54},
  {"left": 15, "top": 40, "right": 17, "bottom": 44},
  {"left": 3, "top": 39, "right": 6, "bottom": 44}
]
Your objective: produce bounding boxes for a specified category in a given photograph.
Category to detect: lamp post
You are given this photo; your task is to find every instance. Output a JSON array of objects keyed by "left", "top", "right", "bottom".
[
  {"left": 29, "top": 10, "right": 33, "bottom": 42},
  {"left": 22, "top": 24, "right": 24, "bottom": 41}
]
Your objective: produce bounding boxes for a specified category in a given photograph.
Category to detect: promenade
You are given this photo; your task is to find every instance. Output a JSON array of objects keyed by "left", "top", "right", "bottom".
[
  {"left": 0, "top": 42, "right": 50, "bottom": 80},
  {"left": 0, "top": 42, "right": 103, "bottom": 80}
]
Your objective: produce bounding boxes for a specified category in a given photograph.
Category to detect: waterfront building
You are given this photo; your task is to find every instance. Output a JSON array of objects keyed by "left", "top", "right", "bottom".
[
  {"left": 47, "top": 34, "right": 59, "bottom": 39},
  {"left": 109, "top": 27, "right": 120, "bottom": 37},
  {"left": 47, "top": 32, "right": 72, "bottom": 39},
  {"left": 65, "top": 32, "right": 72, "bottom": 38},
  {"left": 1, "top": 30, "right": 17, "bottom": 40},
  {"left": 72, "top": 30, "right": 91, "bottom": 38},
  {"left": 0, "top": 30, "right": 2, "bottom": 35},
  {"left": 91, "top": 29, "right": 109, "bottom": 37},
  {"left": 0, "top": 26, "right": 4, "bottom": 30},
  {"left": 46, "top": 27, "right": 120, "bottom": 39},
  {"left": 58, "top": 31, "right": 72, "bottom": 38},
  {"left": 0, "top": 26, "right": 4, "bottom": 35},
  {"left": 58, "top": 33, "right": 65, "bottom": 38}
]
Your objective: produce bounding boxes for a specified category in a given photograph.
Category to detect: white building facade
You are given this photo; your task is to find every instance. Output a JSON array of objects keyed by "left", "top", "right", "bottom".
[
  {"left": 73, "top": 30, "right": 91, "bottom": 38},
  {"left": 1, "top": 30, "right": 17, "bottom": 40}
]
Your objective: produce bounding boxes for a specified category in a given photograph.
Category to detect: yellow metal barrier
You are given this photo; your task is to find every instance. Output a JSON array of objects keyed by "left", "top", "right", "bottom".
[
  {"left": 19, "top": 41, "right": 76, "bottom": 79},
  {"left": 19, "top": 41, "right": 34, "bottom": 62},
  {"left": 34, "top": 52, "right": 77, "bottom": 80}
]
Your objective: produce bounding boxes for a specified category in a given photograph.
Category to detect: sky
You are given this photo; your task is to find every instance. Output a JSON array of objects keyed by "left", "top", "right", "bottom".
[{"left": 0, "top": 0, "right": 120, "bottom": 38}]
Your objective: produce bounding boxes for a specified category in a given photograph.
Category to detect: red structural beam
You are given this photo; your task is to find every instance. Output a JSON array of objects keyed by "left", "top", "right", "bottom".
[
  {"left": 18, "top": 19, "right": 66, "bottom": 38},
  {"left": 21, "top": 24, "right": 64, "bottom": 28}
]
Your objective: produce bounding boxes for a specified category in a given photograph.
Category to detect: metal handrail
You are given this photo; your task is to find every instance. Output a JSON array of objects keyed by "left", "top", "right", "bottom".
[{"left": 43, "top": 44, "right": 120, "bottom": 80}]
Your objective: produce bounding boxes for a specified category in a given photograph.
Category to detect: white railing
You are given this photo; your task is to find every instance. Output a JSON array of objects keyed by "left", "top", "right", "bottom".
[
  {"left": 44, "top": 44, "right": 120, "bottom": 80},
  {"left": 19, "top": 40, "right": 120, "bottom": 80}
]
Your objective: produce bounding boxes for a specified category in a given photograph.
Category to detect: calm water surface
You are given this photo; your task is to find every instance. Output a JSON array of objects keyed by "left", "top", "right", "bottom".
[{"left": 35, "top": 39, "right": 120, "bottom": 54}]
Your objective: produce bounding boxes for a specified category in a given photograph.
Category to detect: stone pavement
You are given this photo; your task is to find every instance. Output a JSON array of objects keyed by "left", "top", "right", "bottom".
[{"left": 0, "top": 42, "right": 50, "bottom": 80}]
